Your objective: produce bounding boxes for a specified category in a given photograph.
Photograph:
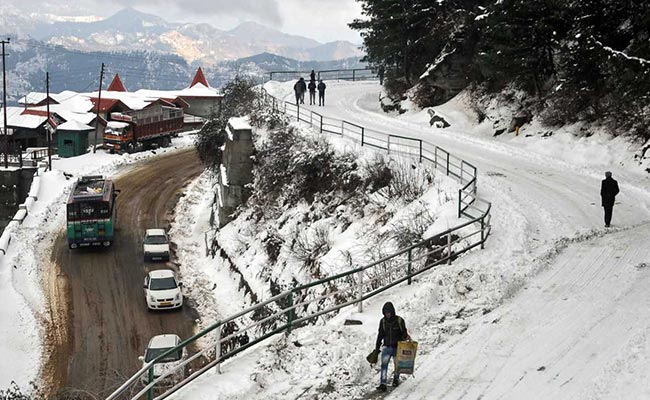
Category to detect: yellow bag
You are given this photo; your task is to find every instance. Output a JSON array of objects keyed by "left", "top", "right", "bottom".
[{"left": 396, "top": 341, "right": 418, "bottom": 374}]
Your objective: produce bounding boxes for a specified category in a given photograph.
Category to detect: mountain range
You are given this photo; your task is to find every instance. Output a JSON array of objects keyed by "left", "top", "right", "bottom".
[{"left": 0, "top": 6, "right": 364, "bottom": 64}]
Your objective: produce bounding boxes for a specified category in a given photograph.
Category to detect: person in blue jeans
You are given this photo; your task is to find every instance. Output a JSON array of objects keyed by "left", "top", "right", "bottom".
[{"left": 375, "top": 302, "right": 410, "bottom": 391}]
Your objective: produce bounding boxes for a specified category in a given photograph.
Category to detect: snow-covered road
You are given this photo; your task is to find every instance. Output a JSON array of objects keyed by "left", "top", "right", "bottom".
[{"left": 269, "top": 81, "right": 650, "bottom": 399}]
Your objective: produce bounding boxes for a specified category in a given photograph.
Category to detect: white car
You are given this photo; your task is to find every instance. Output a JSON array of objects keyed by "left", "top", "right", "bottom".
[
  {"left": 143, "top": 269, "right": 183, "bottom": 310},
  {"left": 143, "top": 228, "right": 170, "bottom": 261},
  {"left": 139, "top": 334, "right": 186, "bottom": 386}
]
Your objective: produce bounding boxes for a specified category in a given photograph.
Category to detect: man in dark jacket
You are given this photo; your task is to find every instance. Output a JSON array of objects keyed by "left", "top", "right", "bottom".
[
  {"left": 600, "top": 171, "right": 620, "bottom": 227},
  {"left": 293, "top": 79, "right": 301, "bottom": 105},
  {"left": 298, "top": 77, "right": 307, "bottom": 104},
  {"left": 375, "top": 302, "right": 409, "bottom": 391},
  {"left": 308, "top": 80, "right": 317, "bottom": 105},
  {"left": 317, "top": 80, "right": 326, "bottom": 106}
]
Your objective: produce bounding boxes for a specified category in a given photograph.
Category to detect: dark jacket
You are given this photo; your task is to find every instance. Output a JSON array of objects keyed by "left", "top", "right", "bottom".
[
  {"left": 317, "top": 81, "right": 326, "bottom": 93},
  {"left": 375, "top": 302, "right": 408, "bottom": 350},
  {"left": 310, "top": 70, "right": 316, "bottom": 82},
  {"left": 600, "top": 177, "right": 619, "bottom": 207},
  {"left": 308, "top": 81, "right": 317, "bottom": 92},
  {"left": 294, "top": 79, "right": 307, "bottom": 94}
]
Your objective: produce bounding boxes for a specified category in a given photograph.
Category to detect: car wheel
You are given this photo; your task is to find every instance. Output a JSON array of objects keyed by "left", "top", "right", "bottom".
[{"left": 69, "top": 243, "right": 78, "bottom": 249}]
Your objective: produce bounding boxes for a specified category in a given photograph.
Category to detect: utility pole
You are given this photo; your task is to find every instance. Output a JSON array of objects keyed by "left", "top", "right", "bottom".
[
  {"left": 93, "top": 62, "right": 105, "bottom": 153},
  {"left": 1, "top": 38, "right": 10, "bottom": 169},
  {"left": 46, "top": 71, "right": 52, "bottom": 171}
]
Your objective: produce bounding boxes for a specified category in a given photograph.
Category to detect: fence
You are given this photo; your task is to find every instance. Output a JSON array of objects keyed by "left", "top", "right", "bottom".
[
  {"left": 268, "top": 68, "right": 377, "bottom": 83},
  {"left": 107, "top": 85, "right": 491, "bottom": 400}
]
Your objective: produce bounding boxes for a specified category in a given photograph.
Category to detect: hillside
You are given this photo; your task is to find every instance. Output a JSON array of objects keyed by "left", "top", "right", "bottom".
[{"left": 0, "top": 6, "right": 364, "bottom": 64}]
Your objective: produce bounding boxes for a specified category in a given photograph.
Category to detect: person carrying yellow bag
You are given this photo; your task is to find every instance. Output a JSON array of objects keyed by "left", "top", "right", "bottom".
[{"left": 374, "top": 302, "right": 410, "bottom": 392}]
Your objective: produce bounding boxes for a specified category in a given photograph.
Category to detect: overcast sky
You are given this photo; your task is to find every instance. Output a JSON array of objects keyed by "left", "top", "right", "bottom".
[{"left": 10, "top": 0, "right": 364, "bottom": 43}]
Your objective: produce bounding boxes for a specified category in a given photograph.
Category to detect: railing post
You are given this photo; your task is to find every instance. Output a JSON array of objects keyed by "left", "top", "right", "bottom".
[
  {"left": 341, "top": 120, "right": 344, "bottom": 136},
  {"left": 269, "top": 72, "right": 273, "bottom": 81},
  {"left": 310, "top": 111, "right": 313, "bottom": 127},
  {"left": 297, "top": 102, "right": 300, "bottom": 122},
  {"left": 446, "top": 151, "right": 449, "bottom": 176},
  {"left": 353, "top": 69, "right": 356, "bottom": 81},
  {"left": 458, "top": 189, "right": 462, "bottom": 218},
  {"left": 320, "top": 115, "right": 323, "bottom": 133},
  {"left": 387, "top": 136, "right": 391, "bottom": 154},
  {"left": 361, "top": 127, "right": 365, "bottom": 146},
  {"left": 147, "top": 367, "right": 154, "bottom": 400},
  {"left": 460, "top": 161, "right": 465, "bottom": 183},
  {"left": 447, "top": 232, "right": 452, "bottom": 265},
  {"left": 480, "top": 217, "right": 485, "bottom": 250},
  {"left": 286, "top": 291, "right": 294, "bottom": 334},
  {"left": 357, "top": 269, "right": 364, "bottom": 313},
  {"left": 284, "top": 102, "right": 286, "bottom": 114},
  {"left": 419, "top": 140, "right": 423, "bottom": 163},
  {"left": 215, "top": 325, "right": 222, "bottom": 374},
  {"left": 434, "top": 147, "right": 438, "bottom": 168},
  {"left": 407, "top": 249, "right": 412, "bottom": 285}
]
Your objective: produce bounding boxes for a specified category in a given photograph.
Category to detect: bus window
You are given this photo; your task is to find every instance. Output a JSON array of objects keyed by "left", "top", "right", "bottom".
[
  {"left": 98, "top": 202, "right": 110, "bottom": 217},
  {"left": 67, "top": 204, "right": 78, "bottom": 220}
]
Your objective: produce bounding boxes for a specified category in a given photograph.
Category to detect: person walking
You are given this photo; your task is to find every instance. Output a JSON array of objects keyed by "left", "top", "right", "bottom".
[
  {"left": 317, "top": 79, "right": 326, "bottom": 106},
  {"left": 308, "top": 79, "right": 317, "bottom": 105},
  {"left": 600, "top": 171, "right": 619, "bottom": 227},
  {"left": 310, "top": 69, "right": 316, "bottom": 83},
  {"left": 374, "top": 302, "right": 409, "bottom": 392}
]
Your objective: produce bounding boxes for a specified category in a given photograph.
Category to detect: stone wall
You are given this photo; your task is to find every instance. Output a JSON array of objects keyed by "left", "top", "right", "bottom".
[{"left": 0, "top": 167, "right": 36, "bottom": 233}]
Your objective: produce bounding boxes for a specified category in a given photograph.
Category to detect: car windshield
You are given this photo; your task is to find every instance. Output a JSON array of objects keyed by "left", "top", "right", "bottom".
[
  {"left": 145, "top": 346, "right": 182, "bottom": 363},
  {"left": 150, "top": 277, "right": 177, "bottom": 291},
  {"left": 145, "top": 235, "right": 167, "bottom": 245}
]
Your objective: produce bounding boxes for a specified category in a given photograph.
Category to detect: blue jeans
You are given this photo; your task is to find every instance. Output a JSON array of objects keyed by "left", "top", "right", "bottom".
[{"left": 380, "top": 346, "right": 399, "bottom": 385}]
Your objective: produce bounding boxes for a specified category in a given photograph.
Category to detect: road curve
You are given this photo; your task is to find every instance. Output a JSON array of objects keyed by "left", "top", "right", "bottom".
[{"left": 44, "top": 148, "right": 204, "bottom": 398}]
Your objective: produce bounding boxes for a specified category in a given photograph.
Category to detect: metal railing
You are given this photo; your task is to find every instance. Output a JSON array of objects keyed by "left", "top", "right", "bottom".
[
  {"left": 107, "top": 85, "right": 491, "bottom": 400},
  {"left": 268, "top": 68, "right": 377, "bottom": 83}
]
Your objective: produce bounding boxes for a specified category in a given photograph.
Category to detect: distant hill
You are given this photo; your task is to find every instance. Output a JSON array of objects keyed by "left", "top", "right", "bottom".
[{"left": 0, "top": 7, "right": 364, "bottom": 65}]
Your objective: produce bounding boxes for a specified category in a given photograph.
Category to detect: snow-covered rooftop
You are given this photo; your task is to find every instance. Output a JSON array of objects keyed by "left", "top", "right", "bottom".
[
  {"left": 57, "top": 120, "right": 93, "bottom": 131},
  {"left": 0, "top": 107, "right": 47, "bottom": 129}
]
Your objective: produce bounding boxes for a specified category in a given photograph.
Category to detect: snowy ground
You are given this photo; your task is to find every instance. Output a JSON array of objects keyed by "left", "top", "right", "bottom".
[
  {"left": 168, "top": 80, "right": 650, "bottom": 399},
  {"left": 0, "top": 134, "right": 195, "bottom": 390}
]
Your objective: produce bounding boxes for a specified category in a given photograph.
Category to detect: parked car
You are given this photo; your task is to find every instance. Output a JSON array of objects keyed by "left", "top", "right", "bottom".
[
  {"left": 143, "top": 269, "right": 183, "bottom": 310},
  {"left": 139, "top": 334, "right": 186, "bottom": 386},
  {"left": 143, "top": 228, "right": 170, "bottom": 261}
]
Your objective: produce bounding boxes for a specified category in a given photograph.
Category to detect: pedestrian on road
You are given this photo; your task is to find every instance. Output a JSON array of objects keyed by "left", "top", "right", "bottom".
[
  {"left": 317, "top": 79, "right": 326, "bottom": 106},
  {"left": 375, "top": 302, "right": 409, "bottom": 392},
  {"left": 308, "top": 79, "right": 317, "bottom": 105},
  {"left": 310, "top": 69, "right": 316, "bottom": 83},
  {"left": 601, "top": 171, "right": 620, "bottom": 227}
]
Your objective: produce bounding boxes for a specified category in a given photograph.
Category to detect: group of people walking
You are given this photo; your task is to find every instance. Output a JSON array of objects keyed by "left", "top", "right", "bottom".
[{"left": 294, "top": 70, "right": 326, "bottom": 106}]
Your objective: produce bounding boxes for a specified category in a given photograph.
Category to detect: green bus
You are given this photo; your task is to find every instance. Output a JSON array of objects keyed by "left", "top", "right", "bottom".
[{"left": 67, "top": 175, "right": 119, "bottom": 249}]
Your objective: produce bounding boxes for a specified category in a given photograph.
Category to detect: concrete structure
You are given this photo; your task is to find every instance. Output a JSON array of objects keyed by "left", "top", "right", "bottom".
[
  {"left": 217, "top": 117, "right": 254, "bottom": 227},
  {"left": 57, "top": 120, "right": 93, "bottom": 157}
]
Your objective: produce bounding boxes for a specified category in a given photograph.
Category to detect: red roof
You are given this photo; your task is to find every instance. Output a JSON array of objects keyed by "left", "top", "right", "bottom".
[
  {"left": 89, "top": 98, "right": 131, "bottom": 113},
  {"left": 190, "top": 67, "right": 209, "bottom": 88},
  {"left": 21, "top": 109, "right": 53, "bottom": 117},
  {"left": 107, "top": 74, "right": 127, "bottom": 92}
]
